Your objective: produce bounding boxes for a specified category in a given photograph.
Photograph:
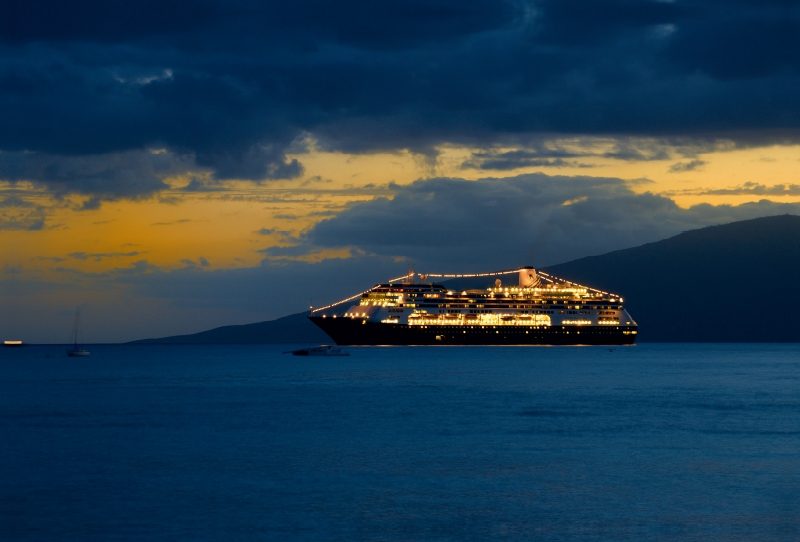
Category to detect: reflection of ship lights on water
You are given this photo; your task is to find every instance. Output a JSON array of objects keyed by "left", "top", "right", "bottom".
[{"left": 309, "top": 267, "right": 637, "bottom": 346}]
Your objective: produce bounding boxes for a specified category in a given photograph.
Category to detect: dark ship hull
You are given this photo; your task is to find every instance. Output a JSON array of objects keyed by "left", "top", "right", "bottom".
[{"left": 310, "top": 317, "right": 637, "bottom": 346}]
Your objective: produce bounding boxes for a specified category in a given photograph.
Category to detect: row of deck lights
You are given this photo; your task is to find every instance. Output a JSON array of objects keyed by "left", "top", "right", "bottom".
[{"left": 312, "top": 269, "right": 623, "bottom": 314}]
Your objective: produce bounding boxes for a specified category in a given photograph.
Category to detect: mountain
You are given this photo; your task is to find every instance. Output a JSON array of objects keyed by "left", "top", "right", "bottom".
[
  {"left": 544, "top": 214, "right": 800, "bottom": 342},
  {"left": 130, "top": 215, "right": 800, "bottom": 344},
  {"left": 128, "top": 311, "right": 330, "bottom": 345}
]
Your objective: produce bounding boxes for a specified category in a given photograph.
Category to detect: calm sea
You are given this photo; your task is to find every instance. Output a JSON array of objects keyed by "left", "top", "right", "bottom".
[{"left": 2, "top": 343, "right": 799, "bottom": 541}]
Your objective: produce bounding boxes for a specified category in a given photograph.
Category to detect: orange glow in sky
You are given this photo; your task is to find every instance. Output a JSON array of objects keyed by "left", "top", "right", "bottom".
[{"left": 4, "top": 142, "right": 800, "bottom": 277}]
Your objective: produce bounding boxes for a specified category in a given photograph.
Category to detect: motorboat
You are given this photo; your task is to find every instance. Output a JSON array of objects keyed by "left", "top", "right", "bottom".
[{"left": 284, "top": 345, "right": 349, "bottom": 356}]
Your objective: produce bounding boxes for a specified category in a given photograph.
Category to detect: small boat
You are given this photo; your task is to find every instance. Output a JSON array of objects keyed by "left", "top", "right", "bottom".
[
  {"left": 3, "top": 340, "right": 23, "bottom": 347},
  {"left": 283, "top": 345, "right": 349, "bottom": 356},
  {"left": 67, "top": 347, "right": 90, "bottom": 357},
  {"left": 66, "top": 308, "right": 90, "bottom": 357}
]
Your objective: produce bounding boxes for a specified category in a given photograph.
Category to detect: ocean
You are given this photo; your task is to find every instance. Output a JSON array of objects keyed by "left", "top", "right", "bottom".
[{"left": 2, "top": 343, "right": 799, "bottom": 541}]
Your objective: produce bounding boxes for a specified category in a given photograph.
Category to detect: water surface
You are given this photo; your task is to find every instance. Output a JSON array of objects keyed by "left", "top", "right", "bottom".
[{"left": 2, "top": 344, "right": 799, "bottom": 541}]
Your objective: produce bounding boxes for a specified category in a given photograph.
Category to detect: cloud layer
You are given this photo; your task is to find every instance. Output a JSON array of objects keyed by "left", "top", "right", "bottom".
[
  {"left": 300, "top": 173, "right": 800, "bottom": 268},
  {"left": 0, "top": 150, "right": 192, "bottom": 201},
  {"left": 2, "top": 1, "right": 800, "bottom": 194}
]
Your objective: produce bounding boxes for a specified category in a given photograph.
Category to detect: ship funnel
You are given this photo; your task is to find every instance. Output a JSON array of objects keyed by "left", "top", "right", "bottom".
[{"left": 519, "top": 267, "right": 540, "bottom": 288}]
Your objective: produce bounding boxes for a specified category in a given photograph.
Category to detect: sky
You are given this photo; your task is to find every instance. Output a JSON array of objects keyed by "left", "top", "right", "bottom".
[{"left": 2, "top": 0, "right": 800, "bottom": 342}]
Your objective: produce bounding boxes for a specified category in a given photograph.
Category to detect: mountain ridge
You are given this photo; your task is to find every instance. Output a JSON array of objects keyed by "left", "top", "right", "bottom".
[{"left": 128, "top": 311, "right": 329, "bottom": 345}]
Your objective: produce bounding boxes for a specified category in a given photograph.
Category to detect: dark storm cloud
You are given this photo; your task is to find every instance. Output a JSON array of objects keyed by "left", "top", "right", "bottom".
[
  {"left": 668, "top": 159, "right": 706, "bottom": 173},
  {"left": 179, "top": 257, "right": 211, "bottom": 267},
  {"left": 696, "top": 182, "right": 800, "bottom": 196},
  {"left": 0, "top": 193, "right": 47, "bottom": 229},
  {"left": 196, "top": 144, "right": 304, "bottom": 181},
  {"left": 461, "top": 150, "right": 593, "bottom": 170},
  {"left": 0, "top": 196, "right": 35, "bottom": 208},
  {"left": 179, "top": 176, "right": 228, "bottom": 192},
  {"left": 255, "top": 227, "right": 292, "bottom": 236},
  {"left": 0, "top": 1, "right": 512, "bottom": 49},
  {"left": 2, "top": 0, "right": 800, "bottom": 195},
  {"left": 0, "top": 206, "right": 46, "bottom": 230},
  {"left": 68, "top": 251, "right": 141, "bottom": 261},
  {"left": 663, "top": 2, "right": 800, "bottom": 80},
  {"left": 0, "top": 150, "right": 191, "bottom": 199},
  {"left": 298, "top": 173, "right": 800, "bottom": 268},
  {"left": 462, "top": 137, "right": 720, "bottom": 170}
]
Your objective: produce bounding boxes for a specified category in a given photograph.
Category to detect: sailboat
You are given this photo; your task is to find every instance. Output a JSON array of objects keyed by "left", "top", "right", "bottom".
[{"left": 66, "top": 308, "right": 90, "bottom": 357}]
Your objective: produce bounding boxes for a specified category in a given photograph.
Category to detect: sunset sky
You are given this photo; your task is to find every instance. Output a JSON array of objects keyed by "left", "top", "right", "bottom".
[{"left": 3, "top": 0, "right": 800, "bottom": 342}]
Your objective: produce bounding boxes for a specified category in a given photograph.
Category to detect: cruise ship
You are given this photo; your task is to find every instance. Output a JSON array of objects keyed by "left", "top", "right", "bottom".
[{"left": 309, "top": 267, "right": 637, "bottom": 345}]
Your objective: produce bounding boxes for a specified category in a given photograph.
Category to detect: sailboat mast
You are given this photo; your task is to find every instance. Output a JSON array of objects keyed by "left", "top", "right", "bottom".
[
  {"left": 72, "top": 308, "right": 81, "bottom": 347},
  {"left": 66, "top": 307, "right": 90, "bottom": 356}
]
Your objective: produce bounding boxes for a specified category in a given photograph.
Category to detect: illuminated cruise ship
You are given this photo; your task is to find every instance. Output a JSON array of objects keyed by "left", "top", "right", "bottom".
[{"left": 309, "top": 267, "right": 637, "bottom": 345}]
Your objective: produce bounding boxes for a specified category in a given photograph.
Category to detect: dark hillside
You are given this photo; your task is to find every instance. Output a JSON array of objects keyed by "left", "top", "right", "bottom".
[
  {"left": 545, "top": 215, "right": 800, "bottom": 342},
  {"left": 128, "top": 311, "right": 329, "bottom": 344}
]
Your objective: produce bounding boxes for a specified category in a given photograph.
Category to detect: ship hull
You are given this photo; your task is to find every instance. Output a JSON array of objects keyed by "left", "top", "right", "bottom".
[{"left": 310, "top": 317, "right": 636, "bottom": 346}]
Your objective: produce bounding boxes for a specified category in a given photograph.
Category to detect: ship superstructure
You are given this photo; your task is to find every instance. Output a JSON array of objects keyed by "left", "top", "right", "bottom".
[{"left": 309, "top": 267, "right": 637, "bottom": 345}]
